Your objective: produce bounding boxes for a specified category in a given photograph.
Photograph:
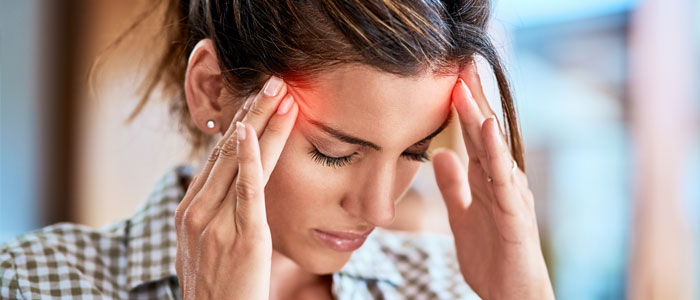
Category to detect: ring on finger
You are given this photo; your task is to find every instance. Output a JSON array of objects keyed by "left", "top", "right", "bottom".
[{"left": 486, "top": 159, "right": 517, "bottom": 183}]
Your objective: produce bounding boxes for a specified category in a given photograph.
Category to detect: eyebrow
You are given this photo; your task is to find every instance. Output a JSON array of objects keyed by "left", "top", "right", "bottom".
[{"left": 307, "top": 110, "right": 453, "bottom": 151}]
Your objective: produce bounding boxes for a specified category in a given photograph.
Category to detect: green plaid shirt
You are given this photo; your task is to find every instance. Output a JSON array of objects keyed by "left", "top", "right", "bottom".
[{"left": 0, "top": 165, "right": 478, "bottom": 299}]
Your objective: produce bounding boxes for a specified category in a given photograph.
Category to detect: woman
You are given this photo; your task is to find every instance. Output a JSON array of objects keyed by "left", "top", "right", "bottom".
[{"left": 0, "top": 0, "right": 554, "bottom": 299}]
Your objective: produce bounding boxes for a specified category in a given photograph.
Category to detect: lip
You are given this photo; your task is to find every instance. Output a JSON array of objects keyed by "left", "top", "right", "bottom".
[{"left": 312, "top": 228, "right": 373, "bottom": 252}]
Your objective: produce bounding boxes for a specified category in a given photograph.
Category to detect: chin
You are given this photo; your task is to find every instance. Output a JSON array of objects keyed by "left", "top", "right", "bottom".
[
  {"left": 298, "top": 253, "right": 352, "bottom": 274},
  {"left": 273, "top": 233, "right": 356, "bottom": 274}
]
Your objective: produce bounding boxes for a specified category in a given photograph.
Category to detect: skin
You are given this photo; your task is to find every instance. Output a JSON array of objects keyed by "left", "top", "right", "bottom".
[{"left": 175, "top": 39, "right": 555, "bottom": 299}]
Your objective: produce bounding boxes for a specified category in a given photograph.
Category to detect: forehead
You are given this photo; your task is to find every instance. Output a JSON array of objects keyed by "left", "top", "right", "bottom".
[{"left": 288, "top": 64, "right": 457, "bottom": 147}]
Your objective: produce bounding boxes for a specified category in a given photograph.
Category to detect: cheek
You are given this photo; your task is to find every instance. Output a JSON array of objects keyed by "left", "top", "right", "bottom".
[
  {"left": 393, "top": 160, "right": 423, "bottom": 202},
  {"left": 263, "top": 126, "right": 361, "bottom": 271},
  {"left": 263, "top": 127, "right": 351, "bottom": 231}
]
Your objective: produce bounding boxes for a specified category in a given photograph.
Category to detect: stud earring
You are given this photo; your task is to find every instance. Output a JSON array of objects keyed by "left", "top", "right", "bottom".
[{"left": 206, "top": 120, "right": 215, "bottom": 129}]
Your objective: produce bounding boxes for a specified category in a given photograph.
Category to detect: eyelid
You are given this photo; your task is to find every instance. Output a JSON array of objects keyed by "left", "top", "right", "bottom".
[
  {"left": 311, "top": 136, "right": 433, "bottom": 157},
  {"left": 407, "top": 138, "right": 433, "bottom": 152},
  {"left": 308, "top": 147, "right": 358, "bottom": 168},
  {"left": 413, "top": 139, "right": 429, "bottom": 146},
  {"left": 313, "top": 148, "right": 357, "bottom": 160},
  {"left": 309, "top": 146, "right": 430, "bottom": 169},
  {"left": 401, "top": 151, "right": 430, "bottom": 162}
]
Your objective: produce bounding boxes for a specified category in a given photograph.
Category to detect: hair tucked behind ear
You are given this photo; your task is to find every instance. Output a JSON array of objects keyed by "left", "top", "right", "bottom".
[{"left": 104, "top": 0, "right": 525, "bottom": 171}]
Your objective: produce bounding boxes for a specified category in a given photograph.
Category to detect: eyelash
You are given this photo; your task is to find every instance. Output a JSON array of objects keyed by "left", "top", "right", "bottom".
[{"left": 308, "top": 148, "right": 430, "bottom": 168}]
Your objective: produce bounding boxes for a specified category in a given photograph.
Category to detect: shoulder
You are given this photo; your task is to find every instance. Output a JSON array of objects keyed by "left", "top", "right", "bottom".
[
  {"left": 0, "top": 221, "right": 129, "bottom": 299},
  {"left": 0, "top": 164, "right": 194, "bottom": 299},
  {"left": 1, "top": 222, "right": 130, "bottom": 299}
]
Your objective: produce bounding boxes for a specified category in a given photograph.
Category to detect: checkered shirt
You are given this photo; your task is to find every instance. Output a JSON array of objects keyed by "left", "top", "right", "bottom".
[{"left": 0, "top": 164, "right": 480, "bottom": 299}]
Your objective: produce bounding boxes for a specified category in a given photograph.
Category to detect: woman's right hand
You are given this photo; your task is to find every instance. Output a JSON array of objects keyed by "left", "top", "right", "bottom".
[{"left": 173, "top": 76, "right": 298, "bottom": 299}]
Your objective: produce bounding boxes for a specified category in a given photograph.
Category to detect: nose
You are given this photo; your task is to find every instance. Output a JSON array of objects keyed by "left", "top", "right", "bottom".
[{"left": 341, "top": 161, "right": 396, "bottom": 227}]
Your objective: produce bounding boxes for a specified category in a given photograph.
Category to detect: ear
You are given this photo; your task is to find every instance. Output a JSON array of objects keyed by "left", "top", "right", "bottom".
[{"left": 184, "top": 38, "right": 227, "bottom": 134}]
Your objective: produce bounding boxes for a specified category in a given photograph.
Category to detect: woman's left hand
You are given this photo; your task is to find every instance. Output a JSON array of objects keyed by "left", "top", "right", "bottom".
[{"left": 431, "top": 62, "right": 555, "bottom": 300}]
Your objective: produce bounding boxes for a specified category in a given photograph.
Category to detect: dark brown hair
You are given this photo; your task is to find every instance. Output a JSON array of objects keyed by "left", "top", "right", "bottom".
[{"left": 113, "top": 0, "right": 524, "bottom": 170}]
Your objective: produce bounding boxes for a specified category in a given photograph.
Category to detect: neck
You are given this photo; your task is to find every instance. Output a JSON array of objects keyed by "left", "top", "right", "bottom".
[{"left": 269, "top": 250, "right": 333, "bottom": 299}]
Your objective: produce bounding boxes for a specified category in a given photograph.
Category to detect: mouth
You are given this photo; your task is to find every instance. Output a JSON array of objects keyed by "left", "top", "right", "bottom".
[{"left": 311, "top": 228, "right": 374, "bottom": 252}]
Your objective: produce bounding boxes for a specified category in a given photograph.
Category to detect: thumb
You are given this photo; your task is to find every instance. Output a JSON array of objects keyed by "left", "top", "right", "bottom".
[{"left": 432, "top": 148, "right": 472, "bottom": 215}]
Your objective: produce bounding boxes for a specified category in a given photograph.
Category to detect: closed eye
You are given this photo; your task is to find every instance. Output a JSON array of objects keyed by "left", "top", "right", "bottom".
[{"left": 308, "top": 147, "right": 429, "bottom": 169}]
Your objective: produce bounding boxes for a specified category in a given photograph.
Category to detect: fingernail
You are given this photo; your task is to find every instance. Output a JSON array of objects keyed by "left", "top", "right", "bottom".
[
  {"left": 236, "top": 121, "right": 246, "bottom": 141},
  {"left": 263, "top": 75, "right": 283, "bottom": 97},
  {"left": 459, "top": 78, "right": 472, "bottom": 98},
  {"left": 243, "top": 94, "right": 254, "bottom": 110},
  {"left": 277, "top": 94, "right": 294, "bottom": 114}
]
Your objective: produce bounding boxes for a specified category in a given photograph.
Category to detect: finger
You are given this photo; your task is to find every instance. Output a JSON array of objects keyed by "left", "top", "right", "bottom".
[
  {"left": 201, "top": 191, "right": 237, "bottom": 251},
  {"left": 201, "top": 96, "right": 296, "bottom": 240},
  {"left": 452, "top": 78, "right": 490, "bottom": 174},
  {"left": 175, "top": 147, "right": 222, "bottom": 235},
  {"left": 187, "top": 175, "right": 198, "bottom": 190},
  {"left": 228, "top": 93, "right": 255, "bottom": 128},
  {"left": 463, "top": 61, "right": 497, "bottom": 120},
  {"left": 191, "top": 76, "right": 287, "bottom": 217},
  {"left": 462, "top": 62, "right": 509, "bottom": 146},
  {"left": 241, "top": 75, "right": 289, "bottom": 137},
  {"left": 482, "top": 116, "right": 522, "bottom": 216},
  {"left": 182, "top": 93, "right": 253, "bottom": 200},
  {"left": 233, "top": 122, "right": 267, "bottom": 230},
  {"left": 173, "top": 93, "right": 253, "bottom": 290},
  {"left": 258, "top": 95, "right": 298, "bottom": 183},
  {"left": 175, "top": 93, "right": 253, "bottom": 227},
  {"left": 432, "top": 148, "right": 473, "bottom": 219}
]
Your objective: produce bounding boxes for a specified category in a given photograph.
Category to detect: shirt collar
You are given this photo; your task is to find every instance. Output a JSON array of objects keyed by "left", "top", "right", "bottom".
[
  {"left": 126, "top": 164, "right": 194, "bottom": 290},
  {"left": 124, "top": 164, "right": 404, "bottom": 289},
  {"left": 336, "top": 228, "right": 405, "bottom": 286}
]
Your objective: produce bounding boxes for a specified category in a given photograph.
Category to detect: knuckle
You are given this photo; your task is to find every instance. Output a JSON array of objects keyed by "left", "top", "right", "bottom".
[
  {"left": 247, "top": 103, "right": 267, "bottom": 118},
  {"left": 236, "top": 177, "right": 259, "bottom": 200},
  {"left": 477, "top": 150, "right": 489, "bottom": 164},
  {"left": 174, "top": 206, "right": 186, "bottom": 230},
  {"left": 207, "top": 146, "right": 221, "bottom": 163},
  {"left": 219, "top": 136, "right": 238, "bottom": 158},
  {"left": 492, "top": 176, "right": 513, "bottom": 188},
  {"left": 263, "top": 123, "right": 284, "bottom": 136},
  {"left": 182, "top": 207, "right": 205, "bottom": 234}
]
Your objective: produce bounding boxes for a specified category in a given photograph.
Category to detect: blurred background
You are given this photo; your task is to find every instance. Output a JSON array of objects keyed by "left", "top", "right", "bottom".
[{"left": 1, "top": 0, "right": 698, "bottom": 299}]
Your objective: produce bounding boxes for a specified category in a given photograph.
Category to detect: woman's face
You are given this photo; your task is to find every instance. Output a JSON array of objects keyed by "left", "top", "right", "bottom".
[{"left": 264, "top": 64, "right": 457, "bottom": 274}]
